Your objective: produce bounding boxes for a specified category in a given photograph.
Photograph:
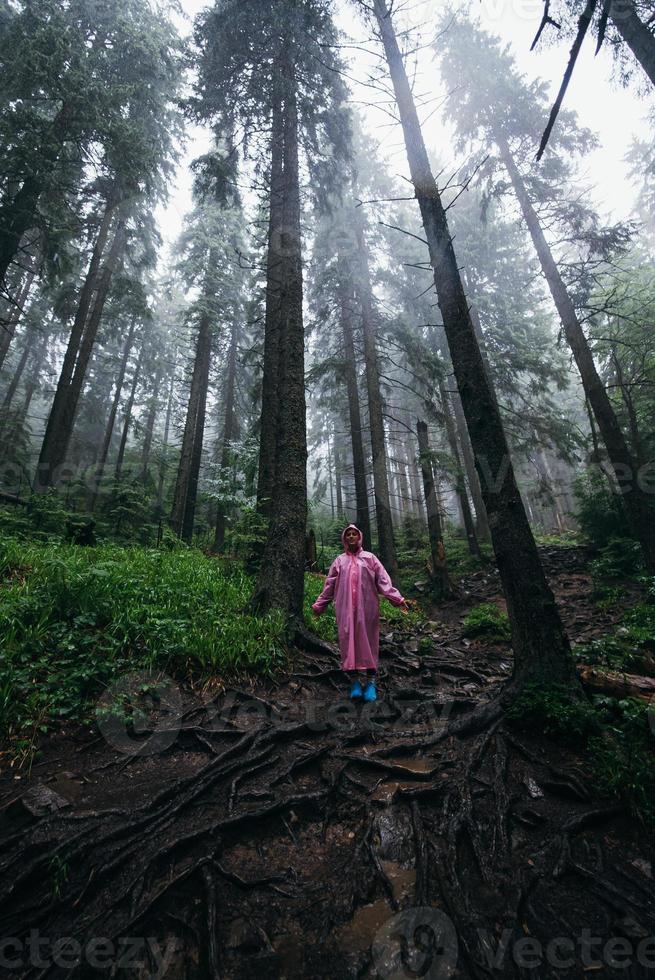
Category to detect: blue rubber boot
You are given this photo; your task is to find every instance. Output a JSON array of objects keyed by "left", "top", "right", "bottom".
[
  {"left": 350, "top": 680, "right": 363, "bottom": 700},
  {"left": 363, "top": 681, "right": 377, "bottom": 703}
]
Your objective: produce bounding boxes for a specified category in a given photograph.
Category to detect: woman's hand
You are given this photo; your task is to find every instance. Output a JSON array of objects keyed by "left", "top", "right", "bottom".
[
  {"left": 311, "top": 605, "right": 321, "bottom": 618},
  {"left": 399, "top": 600, "right": 409, "bottom": 615}
]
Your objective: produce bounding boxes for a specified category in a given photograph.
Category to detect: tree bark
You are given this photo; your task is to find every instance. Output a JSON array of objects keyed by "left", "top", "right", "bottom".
[
  {"left": 439, "top": 379, "right": 481, "bottom": 557},
  {"left": 374, "top": 0, "right": 576, "bottom": 689},
  {"left": 256, "top": 94, "right": 286, "bottom": 518},
  {"left": 391, "top": 417, "right": 411, "bottom": 520},
  {"left": 610, "top": 0, "right": 655, "bottom": 86},
  {"left": 114, "top": 343, "right": 143, "bottom": 483},
  {"left": 499, "top": 136, "right": 655, "bottom": 572},
  {"left": 157, "top": 369, "right": 176, "bottom": 513},
  {"left": 181, "top": 340, "right": 210, "bottom": 544},
  {"left": 214, "top": 320, "right": 239, "bottom": 552},
  {"left": 334, "top": 435, "right": 344, "bottom": 518},
  {"left": 611, "top": 346, "right": 645, "bottom": 469},
  {"left": 401, "top": 407, "right": 426, "bottom": 522},
  {"left": 1, "top": 320, "right": 36, "bottom": 412},
  {"left": 89, "top": 320, "right": 136, "bottom": 511},
  {"left": 535, "top": 441, "right": 568, "bottom": 531},
  {"left": 35, "top": 200, "right": 121, "bottom": 489},
  {"left": 171, "top": 309, "right": 212, "bottom": 542},
  {"left": 139, "top": 365, "right": 162, "bottom": 485},
  {"left": 354, "top": 216, "right": 398, "bottom": 576},
  {"left": 252, "top": 69, "right": 308, "bottom": 622},
  {"left": 339, "top": 274, "right": 372, "bottom": 547},
  {"left": 417, "top": 419, "right": 454, "bottom": 599},
  {"left": 451, "top": 388, "right": 491, "bottom": 541}
]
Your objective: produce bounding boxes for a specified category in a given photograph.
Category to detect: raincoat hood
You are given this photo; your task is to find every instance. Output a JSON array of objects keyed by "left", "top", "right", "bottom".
[{"left": 341, "top": 524, "right": 363, "bottom": 553}]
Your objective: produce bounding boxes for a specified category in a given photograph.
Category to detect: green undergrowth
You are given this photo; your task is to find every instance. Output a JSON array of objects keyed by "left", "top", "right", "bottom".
[
  {"left": 506, "top": 681, "right": 655, "bottom": 825},
  {"left": 0, "top": 538, "right": 422, "bottom": 751},
  {"left": 0, "top": 538, "right": 288, "bottom": 744},
  {"left": 577, "top": 581, "right": 655, "bottom": 673},
  {"left": 462, "top": 602, "right": 511, "bottom": 642},
  {"left": 533, "top": 530, "right": 584, "bottom": 548}
]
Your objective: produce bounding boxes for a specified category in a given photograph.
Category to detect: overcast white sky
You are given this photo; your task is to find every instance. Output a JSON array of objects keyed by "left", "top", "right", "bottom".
[{"left": 157, "top": 0, "right": 654, "bottom": 252}]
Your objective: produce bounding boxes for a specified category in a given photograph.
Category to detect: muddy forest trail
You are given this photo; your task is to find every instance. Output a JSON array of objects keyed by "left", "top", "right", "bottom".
[{"left": 1, "top": 545, "right": 654, "bottom": 980}]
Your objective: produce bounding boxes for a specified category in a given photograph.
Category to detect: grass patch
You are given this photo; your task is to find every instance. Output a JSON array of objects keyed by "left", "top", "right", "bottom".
[
  {"left": 462, "top": 602, "right": 511, "bottom": 642},
  {"left": 534, "top": 530, "right": 584, "bottom": 548},
  {"left": 0, "top": 538, "right": 288, "bottom": 743},
  {"left": 0, "top": 538, "right": 426, "bottom": 751}
]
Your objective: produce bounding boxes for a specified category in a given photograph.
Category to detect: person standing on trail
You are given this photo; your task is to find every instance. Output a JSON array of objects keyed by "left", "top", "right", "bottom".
[{"left": 311, "top": 524, "right": 409, "bottom": 702}]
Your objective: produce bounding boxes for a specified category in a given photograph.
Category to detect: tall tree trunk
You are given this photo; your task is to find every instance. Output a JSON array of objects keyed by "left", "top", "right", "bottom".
[
  {"left": 536, "top": 443, "right": 568, "bottom": 531},
  {"left": 252, "top": 71, "right": 308, "bottom": 621},
  {"left": 22, "top": 343, "right": 46, "bottom": 419},
  {"left": 1, "top": 321, "right": 36, "bottom": 412},
  {"left": 417, "top": 419, "right": 453, "bottom": 598},
  {"left": 214, "top": 320, "right": 239, "bottom": 552},
  {"left": 611, "top": 346, "right": 645, "bottom": 469},
  {"left": 326, "top": 430, "right": 335, "bottom": 518},
  {"left": 36, "top": 201, "right": 121, "bottom": 489},
  {"left": 439, "top": 380, "right": 481, "bottom": 557},
  {"left": 256, "top": 94, "right": 286, "bottom": 518},
  {"left": 89, "top": 320, "right": 136, "bottom": 511},
  {"left": 139, "top": 366, "right": 162, "bottom": 483},
  {"left": 392, "top": 418, "right": 411, "bottom": 520},
  {"left": 157, "top": 370, "right": 176, "bottom": 513},
  {"left": 0, "top": 262, "right": 37, "bottom": 372},
  {"left": 0, "top": 103, "right": 72, "bottom": 287},
  {"left": 335, "top": 435, "right": 344, "bottom": 518},
  {"left": 610, "top": 0, "right": 655, "bottom": 86},
  {"left": 181, "top": 344, "right": 210, "bottom": 544},
  {"left": 400, "top": 407, "right": 426, "bottom": 522},
  {"left": 354, "top": 216, "right": 398, "bottom": 576},
  {"left": 0, "top": 319, "right": 49, "bottom": 450},
  {"left": 451, "top": 388, "right": 491, "bottom": 542},
  {"left": 339, "top": 274, "right": 372, "bottom": 548},
  {"left": 114, "top": 343, "right": 143, "bottom": 483},
  {"left": 171, "top": 310, "right": 212, "bottom": 542},
  {"left": 374, "top": 0, "right": 576, "bottom": 690},
  {"left": 499, "top": 136, "right": 655, "bottom": 572}
]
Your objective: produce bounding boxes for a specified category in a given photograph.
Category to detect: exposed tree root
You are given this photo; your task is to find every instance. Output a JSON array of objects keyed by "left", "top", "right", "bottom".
[{"left": 2, "top": 547, "right": 653, "bottom": 978}]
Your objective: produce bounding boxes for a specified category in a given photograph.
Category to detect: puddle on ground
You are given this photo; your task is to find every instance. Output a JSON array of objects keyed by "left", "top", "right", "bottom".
[
  {"left": 336, "top": 899, "right": 392, "bottom": 953},
  {"left": 335, "top": 864, "right": 416, "bottom": 955},
  {"left": 387, "top": 756, "right": 435, "bottom": 774},
  {"left": 370, "top": 780, "right": 424, "bottom": 804},
  {"left": 380, "top": 859, "right": 416, "bottom": 904}
]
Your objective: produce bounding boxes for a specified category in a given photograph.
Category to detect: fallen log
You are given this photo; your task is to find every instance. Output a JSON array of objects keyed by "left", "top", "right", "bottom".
[
  {"left": 0, "top": 489, "right": 27, "bottom": 506},
  {"left": 577, "top": 665, "right": 655, "bottom": 703}
]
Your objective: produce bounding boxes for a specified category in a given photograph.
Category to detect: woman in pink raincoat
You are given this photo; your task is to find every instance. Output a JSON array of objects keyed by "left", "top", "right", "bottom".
[{"left": 311, "top": 524, "right": 408, "bottom": 702}]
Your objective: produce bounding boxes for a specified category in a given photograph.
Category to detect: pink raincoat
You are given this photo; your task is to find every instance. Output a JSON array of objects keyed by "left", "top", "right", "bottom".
[{"left": 311, "top": 525, "right": 405, "bottom": 671}]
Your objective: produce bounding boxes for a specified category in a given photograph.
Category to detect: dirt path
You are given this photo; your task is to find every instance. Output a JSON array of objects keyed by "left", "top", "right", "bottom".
[{"left": 1, "top": 546, "right": 654, "bottom": 979}]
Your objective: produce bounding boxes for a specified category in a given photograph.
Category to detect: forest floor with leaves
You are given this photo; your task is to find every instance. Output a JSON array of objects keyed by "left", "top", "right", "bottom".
[{"left": 1, "top": 544, "right": 654, "bottom": 979}]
